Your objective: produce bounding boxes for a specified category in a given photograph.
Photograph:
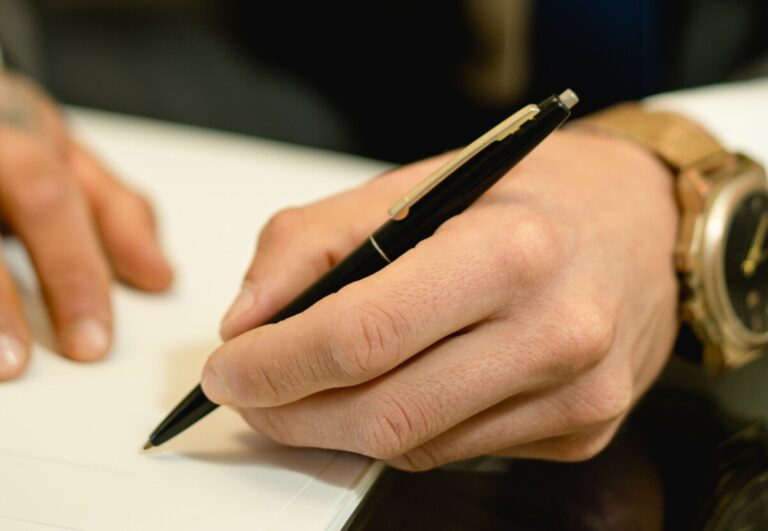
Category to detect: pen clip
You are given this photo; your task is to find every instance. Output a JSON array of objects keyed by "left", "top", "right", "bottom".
[{"left": 387, "top": 104, "right": 540, "bottom": 220}]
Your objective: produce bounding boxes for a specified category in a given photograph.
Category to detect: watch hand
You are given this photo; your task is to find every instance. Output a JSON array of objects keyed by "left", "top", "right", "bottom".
[{"left": 741, "top": 212, "right": 768, "bottom": 277}]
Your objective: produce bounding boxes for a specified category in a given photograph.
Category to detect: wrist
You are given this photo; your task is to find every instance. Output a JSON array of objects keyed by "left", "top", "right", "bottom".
[
  {"left": 560, "top": 126, "right": 676, "bottom": 199},
  {"left": 575, "top": 102, "right": 768, "bottom": 373}
]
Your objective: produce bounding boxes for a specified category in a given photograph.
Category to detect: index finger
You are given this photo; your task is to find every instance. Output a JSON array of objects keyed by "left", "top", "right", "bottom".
[{"left": 202, "top": 223, "right": 519, "bottom": 408}]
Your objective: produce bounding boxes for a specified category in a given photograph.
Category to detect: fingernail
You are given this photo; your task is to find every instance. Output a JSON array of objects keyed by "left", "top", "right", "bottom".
[
  {"left": 67, "top": 318, "right": 110, "bottom": 361},
  {"left": 221, "top": 282, "right": 257, "bottom": 329},
  {"left": 0, "top": 334, "right": 24, "bottom": 378},
  {"left": 202, "top": 366, "right": 231, "bottom": 404}
]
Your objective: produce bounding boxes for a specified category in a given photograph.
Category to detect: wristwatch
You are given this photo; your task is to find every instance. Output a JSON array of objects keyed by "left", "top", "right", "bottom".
[{"left": 578, "top": 103, "right": 768, "bottom": 373}]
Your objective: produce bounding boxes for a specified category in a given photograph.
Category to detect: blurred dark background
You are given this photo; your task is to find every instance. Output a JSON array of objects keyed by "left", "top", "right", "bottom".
[{"left": 3, "top": 0, "right": 767, "bottom": 163}]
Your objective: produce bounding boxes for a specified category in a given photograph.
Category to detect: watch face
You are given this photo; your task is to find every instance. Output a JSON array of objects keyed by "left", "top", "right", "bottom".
[{"left": 724, "top": 190, "right": 768, "bottom": 334}]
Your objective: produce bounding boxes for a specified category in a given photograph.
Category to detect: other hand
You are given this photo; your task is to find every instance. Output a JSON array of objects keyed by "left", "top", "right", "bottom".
[{"left": 0, "top": 72, "right": 172, "bottom": 381}]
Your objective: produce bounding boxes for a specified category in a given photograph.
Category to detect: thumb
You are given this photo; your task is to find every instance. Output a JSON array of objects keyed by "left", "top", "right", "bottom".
[{"left": 219, "top": 152, "right": 454, "bottom": 340}]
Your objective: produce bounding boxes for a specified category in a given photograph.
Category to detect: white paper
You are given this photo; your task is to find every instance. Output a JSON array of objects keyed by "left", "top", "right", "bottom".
[{"left": 0, "top": 109, "right": 390, "bottom": 531}]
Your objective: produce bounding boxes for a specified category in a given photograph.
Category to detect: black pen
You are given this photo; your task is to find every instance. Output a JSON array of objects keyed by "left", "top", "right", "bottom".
[{"left": 143, "top": 89, "right": 579, "bottom": 451}]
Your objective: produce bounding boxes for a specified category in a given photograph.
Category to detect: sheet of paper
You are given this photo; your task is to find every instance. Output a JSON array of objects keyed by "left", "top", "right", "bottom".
[{"left": 0, "top": 109, "right": 390, "bottom": 531}]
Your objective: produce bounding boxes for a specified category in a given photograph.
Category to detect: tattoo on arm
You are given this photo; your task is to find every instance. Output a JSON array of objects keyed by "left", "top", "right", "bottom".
[{"left": 0, "top": 75, "right": 41, "bottom": 131}]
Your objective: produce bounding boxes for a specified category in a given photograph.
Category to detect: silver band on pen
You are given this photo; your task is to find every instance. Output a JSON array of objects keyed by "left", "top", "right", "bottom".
[{"left": 369, "top": 235, "right": 391, "bottom": 263}]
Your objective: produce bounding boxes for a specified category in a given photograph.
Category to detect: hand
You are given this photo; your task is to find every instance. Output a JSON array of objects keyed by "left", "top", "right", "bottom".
[
  {"left": 0, "top": 72, "right": 173, "bottom": 381},
  {"left": 204, "top": 129, "right": 679, "bottom": 469},
  {"left": 741, "top": 212, "right": 768, "bottom": 277}
]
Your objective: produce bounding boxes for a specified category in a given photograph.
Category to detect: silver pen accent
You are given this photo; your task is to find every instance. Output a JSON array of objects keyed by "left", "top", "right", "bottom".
[{"left": 369, "top": 235, "right": 392, "bottom": 263}]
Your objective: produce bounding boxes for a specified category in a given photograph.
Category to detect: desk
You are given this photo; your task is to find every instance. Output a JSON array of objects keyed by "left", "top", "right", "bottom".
[{"left": 0, "top": 109, "right": 390, "bottom": 531}]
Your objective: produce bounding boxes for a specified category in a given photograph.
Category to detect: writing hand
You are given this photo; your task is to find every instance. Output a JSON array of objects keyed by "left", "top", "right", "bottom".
[
  {"left": 0, "top": 73, "right": 173, "bottom": 380},
  {"left": 205, "top": 129, "right": 678, "bottom": 469}
]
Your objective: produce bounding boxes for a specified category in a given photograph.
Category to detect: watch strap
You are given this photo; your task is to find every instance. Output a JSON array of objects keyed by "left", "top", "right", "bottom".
[{"left": 577, "top": 103, "right": 728, "bottom": 171}]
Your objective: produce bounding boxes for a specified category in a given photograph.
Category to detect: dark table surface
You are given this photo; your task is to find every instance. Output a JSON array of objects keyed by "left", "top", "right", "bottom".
[{"left": 344, "top": 361, "right": 768, "bottom": 531}]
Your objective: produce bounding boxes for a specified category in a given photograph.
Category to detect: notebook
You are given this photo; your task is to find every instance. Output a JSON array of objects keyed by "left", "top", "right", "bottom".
[{"left": 0, "top": 109, "right": 389, "bottom": 531}]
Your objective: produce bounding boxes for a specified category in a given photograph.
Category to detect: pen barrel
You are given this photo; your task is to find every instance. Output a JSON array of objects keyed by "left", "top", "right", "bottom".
[
  {"left": 373, "top": 95, "right": 571, "bottom": 260},
  {"left": 267, "top": 239, "right": 390, "bottom": 324},
  {"left": 149, "top": 384, "right": 218, "bottom": 445}
]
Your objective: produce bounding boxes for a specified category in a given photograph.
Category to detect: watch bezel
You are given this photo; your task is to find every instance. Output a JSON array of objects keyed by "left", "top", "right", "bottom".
[{"left": 700, "top": 156, "right": 768, "bottom": 354}]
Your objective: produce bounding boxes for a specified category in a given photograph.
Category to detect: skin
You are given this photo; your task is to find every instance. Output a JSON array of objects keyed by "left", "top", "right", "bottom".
[
  {"left": 0, "top": 72, "right": 173, "bottom": 381},
  {"left": 205, "top": 128, "right": 681, "bottom": 470}
]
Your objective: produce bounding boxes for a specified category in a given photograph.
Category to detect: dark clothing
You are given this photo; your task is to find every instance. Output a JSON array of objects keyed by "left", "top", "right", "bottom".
[{"left": 2, "top": 1, "right": 767, "bottom": 162}]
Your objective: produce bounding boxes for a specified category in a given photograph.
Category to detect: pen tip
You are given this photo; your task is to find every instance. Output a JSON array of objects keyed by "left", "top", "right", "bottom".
[{"left": 141, "top": 441, "right": 154, "bottom": 452}]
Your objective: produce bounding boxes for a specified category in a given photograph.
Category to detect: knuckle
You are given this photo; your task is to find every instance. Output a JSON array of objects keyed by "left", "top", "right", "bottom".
[
  {"left": 556, "top": 429, "right": 615, "bottom": 462},
  {"left": 561, "top": 374, "right": 633, "bottom": 429},
  {"left": 225, "top": 333, "right": 285, "bottom": 406},
  {"left": 231, "top": 325, "right": 329, "bottom": 408},
  {"left": 590, "top": 373, "right": 634, "bottom": 424},
  {"left": 244, "top": 360, "right": 284, "bottom": 405},
  {"left": 4, "top": 168, "right": 71, "bottom": 222},
  {"left": 261, "top": 207, "right": 306, "bottom": 242},
  {"left": 353, "top": 393, "right": 421, "bottom": 460},
  {"left": 555, "top": 302, "right": 615, "bottom": 375},
  {"left": 496, "top": 211, "right": 561, "bottom": 286},
  {"left": 239, "top": 325, "right": 333, "bottom": 407},
  {"left": 392, "top": 445, "right": 442, "bottom": 472},
  {"left": 243, "top": 409, "right": 295, "bottom": 445},
  {"left": 42, "top": 266, "right": 109, "bottom": 305},
  {"left": 329, "top": 297, "right": 407, "bottom": 380}
]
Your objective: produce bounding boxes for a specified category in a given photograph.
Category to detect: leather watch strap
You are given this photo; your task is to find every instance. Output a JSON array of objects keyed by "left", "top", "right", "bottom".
[{"left": 577, "top": 103, "right": 728, "bottom": 171}]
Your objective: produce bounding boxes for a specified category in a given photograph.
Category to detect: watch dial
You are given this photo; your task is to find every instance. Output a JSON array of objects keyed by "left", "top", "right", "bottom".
[{"left": 724, "top": 191, "right": 768, "bottom": 334}]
